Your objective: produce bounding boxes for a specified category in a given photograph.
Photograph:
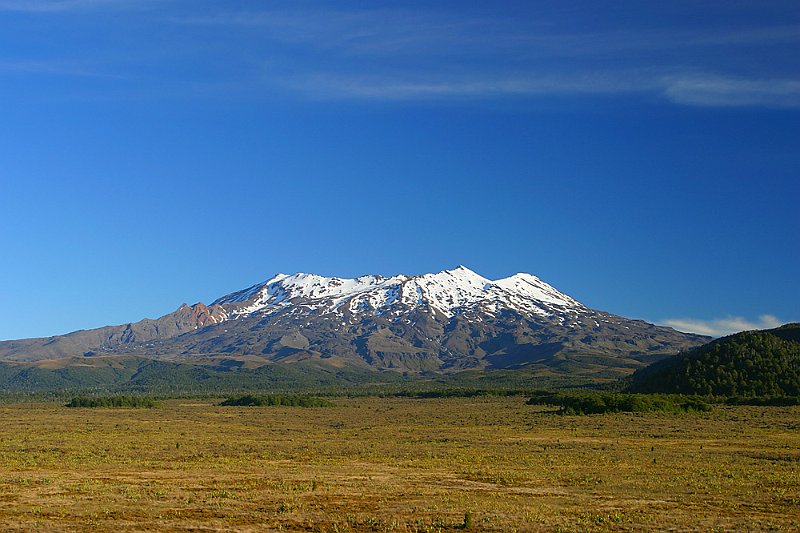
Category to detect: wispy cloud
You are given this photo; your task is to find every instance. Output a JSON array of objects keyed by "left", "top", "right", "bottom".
[
  {"left": 663, "top": 75, "right": 800, "bottom": 108},
  {"left": 518, "top": 25, "right": 800, "bottom": 57},
  {"left": 5, "top": 4, "right": 798, "bottom": 109},
  {"left": 175, "top": 9, "right": 507, "bottom": 55},
  {"left": 282, "top": 71, "right": 657, "bottom": 101},
  {"left": 661, "top": 315, "right": 784, "bottom": 337},
  {"left": 178, "top": 9, "right": 800, "bottom": 58},
  {"left": 0, "top": 59, "right": 121, "bottom": 78},
  {"left": 182, "top": 7, "right": 799, "bottom": 108},
  {"left": 276, "top": 68, "right": 800, "bottom": 109},
  {"left": 0, "top": 0, "right": 157, "bottom": 12}
]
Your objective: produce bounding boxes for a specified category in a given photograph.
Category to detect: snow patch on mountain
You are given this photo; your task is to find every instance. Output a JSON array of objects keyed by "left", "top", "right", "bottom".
[
  {"left": 490, "top": 273, "right": 583, "bottom": 308},
  {"left": 212, "top": 266, "right": 586, "bottom": 321}
]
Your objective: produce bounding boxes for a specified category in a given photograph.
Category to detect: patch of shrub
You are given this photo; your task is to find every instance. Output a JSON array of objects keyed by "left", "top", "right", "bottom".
[
  {"left": 526, "top": 391, "right": 711, "bottom": 415},
  {"left": 66, "top": 395, "right": 158, "bottom": 408},
  {"left": 395, "top": 388, "right": 520, "bottom": 399},
  {"left": 219, "top": 394, "right": 334, "bottom": 407},
  {"left": 725, "top": 395, "right": 800, "bottom": 406}
]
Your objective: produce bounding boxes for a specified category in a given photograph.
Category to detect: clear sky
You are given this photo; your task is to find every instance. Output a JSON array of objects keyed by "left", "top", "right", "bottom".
[{"left": 1, "top": 0, "right": 798, "bottom": 340}]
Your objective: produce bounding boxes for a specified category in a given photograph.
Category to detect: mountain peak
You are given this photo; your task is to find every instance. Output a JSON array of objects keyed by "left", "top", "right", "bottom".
[
  {"left": 446, "top": 264, "right": 475, "bottom": 273},
  {"left": 432, "top": 265, "right": 490, "bottom": 285},
  {"left": 491, "top": 272, "right": 582, "bottom": 309},
  {"left": 211, "top": 266, "right": 584, "bottom": 320},
  {"left": 440, "top": 265, "right": 486, "bottom": 279}
]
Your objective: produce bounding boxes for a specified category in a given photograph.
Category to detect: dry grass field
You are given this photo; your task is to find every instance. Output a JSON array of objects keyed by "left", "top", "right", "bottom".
[{"left": 0, "top": 396, "right": 798, "bottom": 531}]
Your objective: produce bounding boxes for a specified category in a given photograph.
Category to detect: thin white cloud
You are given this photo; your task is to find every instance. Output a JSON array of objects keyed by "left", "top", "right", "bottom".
[
  {"left": 277, "top": 69, "right": 800, "bottom": 109},
  {"left": 523, "top": 25, "right": 800, "bottom": 56},
  {"left": 5, "top": 4, "right": 798, "bottom": 109},
  {"left": 0, "top": 59, "right": 121, "bottom": 78},
  {"left": 175, "top": 9, "right": 497, "bottom": 57},
  {"left": 177, "top": 9, "right": 800, "bottom": 57},
  {"left": 663, "top": 75, "right": 800, "bottom": 108},
  {"left": 284, "top": 71, "right": 656, "bottom": 101},
  {"left": 661, "top": 315, "right": 784, "bottom": 337},
  {"left": 171, "top": 7, "right": 800, "bottom": 109},
  {"left": 0, "top": 0, "right": 158, "bottom": 12}
]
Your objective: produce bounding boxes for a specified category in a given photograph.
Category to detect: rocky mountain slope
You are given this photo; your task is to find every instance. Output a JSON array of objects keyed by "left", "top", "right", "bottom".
[{"left": 0, "top": 266, "right": 709, "bottom": 373}]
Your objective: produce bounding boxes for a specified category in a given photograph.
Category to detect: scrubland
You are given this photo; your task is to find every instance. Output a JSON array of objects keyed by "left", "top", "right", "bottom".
[{"left": 0, "top": 396, "right": 797, "bottom": 531}]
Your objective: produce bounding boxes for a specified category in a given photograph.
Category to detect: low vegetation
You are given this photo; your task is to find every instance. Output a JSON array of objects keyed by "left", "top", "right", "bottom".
[
  {"left": 3, "top": 324, "right": 799, "bottom": 529},
  {"left": 725, "top": 395, "right": 800, "bottom": 406},
  {"left": 65, "top": 395, "right": 158, "bottom": 408},
  {"left": 393, "top": 388, "right": 521, "bottom": 398},
  {"left": 0, "top": 357, "right": 600, "bottom": 394},
  {"left": 219, "top": 394, "right": 334, "bottom": 407},
  {"left": 0, "top": 396, "right": 796, "bottom": 531},
  {"left": 526, "top": 391, "right": 711, "bottom": 415}
]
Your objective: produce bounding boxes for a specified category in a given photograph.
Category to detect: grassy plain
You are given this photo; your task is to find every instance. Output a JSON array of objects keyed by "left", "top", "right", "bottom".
[{"left": 0, "top": 396, "right": 798, "bottom": 531}]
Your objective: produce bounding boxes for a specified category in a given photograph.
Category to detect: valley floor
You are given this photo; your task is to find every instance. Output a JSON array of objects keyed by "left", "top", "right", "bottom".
[{"left": 0, "top": 397, "right": 798, "bottom": 531}]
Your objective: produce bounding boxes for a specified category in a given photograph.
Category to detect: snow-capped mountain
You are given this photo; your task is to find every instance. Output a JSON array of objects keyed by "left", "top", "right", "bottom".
[
  {"left": 213, "top": 266, "right": 584, "bottom": 321},
  {"left": 0, "top": 266, "right": 709, "bottom": 373}
]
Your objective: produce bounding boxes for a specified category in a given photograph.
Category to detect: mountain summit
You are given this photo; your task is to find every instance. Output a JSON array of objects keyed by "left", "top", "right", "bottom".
[
  {"left": 213, "top": 266, "right": 584, "bottom": 322},
  {"left": 0, "top": 266, "right": 708, "bottom": 373}
]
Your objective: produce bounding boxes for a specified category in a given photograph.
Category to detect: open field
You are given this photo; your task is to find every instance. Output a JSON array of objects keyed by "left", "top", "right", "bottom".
[{"left": 0, "top": 397, "right": 798, "bottom": 532}]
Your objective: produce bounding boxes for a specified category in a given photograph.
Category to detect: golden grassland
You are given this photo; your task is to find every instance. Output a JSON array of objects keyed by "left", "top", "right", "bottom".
[{"left": 0, "top": 396, "right": 798, "bottom": 532}]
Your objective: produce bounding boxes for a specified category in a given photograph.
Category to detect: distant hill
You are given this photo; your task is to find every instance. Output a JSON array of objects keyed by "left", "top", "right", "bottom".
[
  {"left": 0, "top": 354, "right": 623, "bottom": 394},
  {"left": 629, "top": 323, "right": 800, "bottom": 397},
  {"left": 0, "top": 356, "right": 407, "bottom": 394}
]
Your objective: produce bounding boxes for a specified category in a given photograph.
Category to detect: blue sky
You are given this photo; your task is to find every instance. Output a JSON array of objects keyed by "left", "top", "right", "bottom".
[{"left": 1, "top": 0, "right": 798, "bottom": 339}]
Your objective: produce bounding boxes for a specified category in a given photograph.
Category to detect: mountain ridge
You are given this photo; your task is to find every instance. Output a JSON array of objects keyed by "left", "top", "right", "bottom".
[
  {"left": 212, "top": 266, "right": 586, "bottom": 321},
  {"left": 0, "top": 266, "right": 709, "bottom": 373}
]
